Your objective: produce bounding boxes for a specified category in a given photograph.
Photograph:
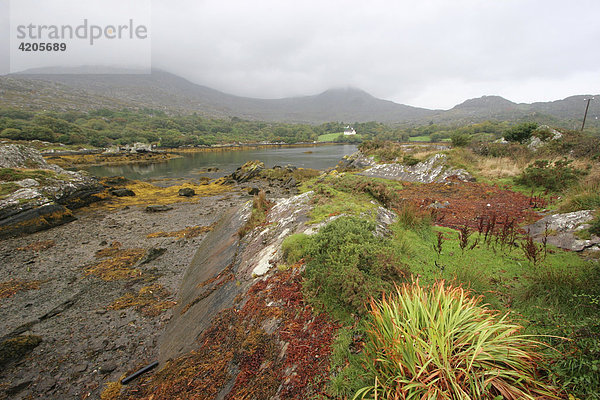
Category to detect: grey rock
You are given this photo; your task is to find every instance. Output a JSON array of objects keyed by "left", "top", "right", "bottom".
[
  {"left": 178, "top": 188, "right": 195, "bottom": 197},
  {"left": 428, "top": 201, "right": 450, "bottom": 209},
  {"left": 527, "top": 136, "right": 544, "bottom": 151},
  {"left": 139, "top": 247, "right": 167, "bottom": 264},
  {"left": 15, "top": 178, "right": 40, "bottom": 188},
  {"left": 375, "top": 206, "right": 397, "bottom": 237},
  {"left": 5, "top": 379, "right": 32, "bottom": 396},
  {"left": 36, "top": 377, "right": 56, "bottom": 392},
  {"left": 360, "top": 153, "right": 473, "bottom": 183},
  {"left": 0, "top": 145, "right": 103, "bottom": 238},
  {"left": 231, "top": 160, "right": 265, "bottom": 183},
  {"left": 74, "top": 364, "right": 88, "bottom": 373},
  {"left": 110, "top": 188, "right": 135, "bottom": 197},
  {"left": 99, "top": 362, "right": 117, "bottom": 374},
  {"left": 524, "top": 210, "right": 600, "bottom": 251},
  {"left": 283, "top": 177, "right": 297, "bottom": 189},
  {"left": 337, "top": 151, "right": 376, "bottom": 170}
]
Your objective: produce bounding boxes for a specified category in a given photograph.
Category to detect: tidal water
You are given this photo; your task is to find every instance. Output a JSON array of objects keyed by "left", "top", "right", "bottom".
[{"left": 86, "top": 144, "right": 358, "bottom": 181}]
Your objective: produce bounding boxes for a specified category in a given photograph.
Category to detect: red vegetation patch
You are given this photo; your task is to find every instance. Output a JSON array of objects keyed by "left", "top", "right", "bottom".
[
  {"left": 119, "top": 267, "right": 338, "bottom": 399},
  {"left": 397, "top": 181, "right": 544, "bottom": 231}
]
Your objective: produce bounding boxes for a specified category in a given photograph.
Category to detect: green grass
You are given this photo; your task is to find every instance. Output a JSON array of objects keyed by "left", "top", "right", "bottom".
[
  {"left": 408, "top": 135, "right": 431, "bottom": 142},
  {"left": 300, "top": 175, "right": 381, "bottom": 223},
  {"left": 283, "top": 188, "right": 598, "bottom": 398},
  {"left": 0, "top": 167, "right": 57, "bottom": 183},
  {"left": 0, "top": 182, "right": 19, "bottom": 199},
  {"left": 317, "top": 132, "right": 344, "bottom": 142},
  {"left": 323, "top": 221, "right": 598, "bottom": 398}
]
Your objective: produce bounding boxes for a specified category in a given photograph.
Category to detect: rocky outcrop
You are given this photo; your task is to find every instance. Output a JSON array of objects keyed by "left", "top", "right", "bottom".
[
  {"left": 524, "top": 210, "right": 600, "bottom": 252},
  {"left": 337, "top": 151, "right": 377, "bottom": 170},
  {"left": 230, "top": 160, "right": 265, "bottom": 183},
  {"left": 160, "top": 192, "right": 316, "bottom": 361},
  {"left": 359, "top": 153, "right": 473, "bottom": 183},
  {"left": 0, "top": 144, "right": 104, "bottom": 238},
  {"left": 159, "top": 190, "right": 399, "bottom": 367}
]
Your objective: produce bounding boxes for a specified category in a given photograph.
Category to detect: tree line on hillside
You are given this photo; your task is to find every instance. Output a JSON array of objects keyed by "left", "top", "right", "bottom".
[{"left": 0, "top": 108, "right": 597, "bottom": 148}]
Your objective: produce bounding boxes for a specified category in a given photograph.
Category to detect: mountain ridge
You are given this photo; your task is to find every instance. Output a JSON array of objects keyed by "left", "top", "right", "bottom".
[{"left": 1, "top": 67, "right": 598, "bottom": 126}]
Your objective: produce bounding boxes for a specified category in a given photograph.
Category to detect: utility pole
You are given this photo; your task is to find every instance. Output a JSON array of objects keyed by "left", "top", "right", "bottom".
[{"left": 581, "top": 97, "right": 594, "bottom": 131}]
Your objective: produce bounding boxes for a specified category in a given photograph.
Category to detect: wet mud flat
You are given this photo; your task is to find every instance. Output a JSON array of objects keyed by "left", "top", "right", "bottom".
[{"left": 0, "top": 190, "right": 246, "bottom": 400}]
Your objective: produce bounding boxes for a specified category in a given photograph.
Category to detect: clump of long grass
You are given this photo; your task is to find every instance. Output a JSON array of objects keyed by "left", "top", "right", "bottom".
[
  {"left": 396, "top": 202, "right": 432, "bottom": 232},
  {"left": 559, "top": 167, "right": 600, "bottom": 212},
  {"left": 355, "top": 280, "right": 560, "bottom": 400},
  {"left": 237, "top": 190, "right": 272, "bottom": 237}
]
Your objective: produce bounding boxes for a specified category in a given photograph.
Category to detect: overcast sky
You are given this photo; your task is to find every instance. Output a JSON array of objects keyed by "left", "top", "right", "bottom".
[{"left": 3, "top": 0, "right": 600, "bottom": 109}]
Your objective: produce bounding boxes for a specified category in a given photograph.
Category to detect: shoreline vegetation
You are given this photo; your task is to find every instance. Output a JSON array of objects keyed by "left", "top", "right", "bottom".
[{"left": 1, "top": 117, "right": 600, "bottom": 399}]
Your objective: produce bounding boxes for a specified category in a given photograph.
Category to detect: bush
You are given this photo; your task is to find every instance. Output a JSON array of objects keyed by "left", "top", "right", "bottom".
[
  {"left": 302, "top": 217, "right": 408, "bottom": 321},
  {"left": 450, "top": 132, "right": 471, "bottom": 147},
  {"left": 356, "top": 281, "right": 559, "bottom": 400},
  {"left": 505, "top": 122, "right": 538, "bottom": 143},
  {"left": 515, "top": 158, "right": 585, "bottom": 192},
  {"left": 470, "top": 141, "right": 531, "bottom": 159}
]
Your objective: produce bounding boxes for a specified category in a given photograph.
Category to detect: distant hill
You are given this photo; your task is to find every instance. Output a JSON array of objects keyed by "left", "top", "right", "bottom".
[
  {"left": 434, "top": 94, "right": 599, "bottom": 128},
  {"left": 0, "top": 67, "right": 597, "bottom": 127}
]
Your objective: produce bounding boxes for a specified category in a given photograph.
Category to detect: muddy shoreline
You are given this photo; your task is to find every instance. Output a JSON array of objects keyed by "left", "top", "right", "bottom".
[{"left": 0, "top": 187, "right": 252, "bottom": 399}]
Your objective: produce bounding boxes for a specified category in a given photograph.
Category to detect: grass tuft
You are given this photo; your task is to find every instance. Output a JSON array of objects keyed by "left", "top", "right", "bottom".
[{"left": 356, "top": 280, "right": 560, "bottom": 400}]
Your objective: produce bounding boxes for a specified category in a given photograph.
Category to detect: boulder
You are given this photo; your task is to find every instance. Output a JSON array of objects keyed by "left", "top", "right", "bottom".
[
  {"left": 375, "top": 206, "right": 397, "bottom": 237},
  {"left": 524, "top": 210, "right": 600, "bottom": 252},
  {"left": 178, "top": 188, "right": 195, "bottom": 197},
  {"left": 109, "top": 188, "right": 135, "bottom": 197},
  {"left": 283, "top": 177, "right": 297, "bottom": 189},
  {"left": 337, "top": 151, "right": 376, "bottom": 171},
  {"left": 231, "top": 160, "right": 265, "bottom": 183}
]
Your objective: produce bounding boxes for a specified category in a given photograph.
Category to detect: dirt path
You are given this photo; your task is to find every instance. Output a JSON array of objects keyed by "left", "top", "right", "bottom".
[{"left": 0, "top": 189, "right": 247, "bottom": 399}]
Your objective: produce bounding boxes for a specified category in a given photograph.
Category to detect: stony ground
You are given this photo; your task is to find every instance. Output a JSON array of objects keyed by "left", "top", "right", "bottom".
[{"left": 0, "top": 187, "right": 252, "bottom": 399}]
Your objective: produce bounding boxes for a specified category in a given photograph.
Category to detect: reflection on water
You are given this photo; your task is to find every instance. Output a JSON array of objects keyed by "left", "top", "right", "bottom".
[{"left": 86, "top": 144, "right": 358, "bottom": 181}]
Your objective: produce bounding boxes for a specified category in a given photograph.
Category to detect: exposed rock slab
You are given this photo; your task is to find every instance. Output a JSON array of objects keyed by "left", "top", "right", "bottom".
[
  {"left": 359, "top": 153, "right": 473, "bottom": 183},
  {"left": 524, "top": 210, "right": 600, "bottom": 252},
  {"left": 160, "top": 192, "right": 315, "bottom": 363}
]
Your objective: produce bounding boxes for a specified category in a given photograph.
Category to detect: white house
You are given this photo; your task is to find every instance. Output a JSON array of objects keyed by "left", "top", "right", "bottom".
[{"left": 343, "top": 125, "right": 356, "bottom": 135}]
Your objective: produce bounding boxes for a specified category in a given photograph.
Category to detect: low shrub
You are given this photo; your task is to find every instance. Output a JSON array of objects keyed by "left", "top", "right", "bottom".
[
  {"left": 356, "top": 281, "right": 560, "bottom": 400},
  {"left": 450, "top": 132, "right": 471, "bottom": 147},
  {"left": 470, "top": 141, "right": 532, "bottom": 159},
  {"left": 505, "top": 122, "right": 538, "bottom": 143},
  {"left": 515, "top": 158, "right": 585, "bottom": 192},
  {"left": 302, "top": 217, "right": 409, "bottom": 321},
  {"left": 401, "top": 154, "right": 421, "bottom": 166}
]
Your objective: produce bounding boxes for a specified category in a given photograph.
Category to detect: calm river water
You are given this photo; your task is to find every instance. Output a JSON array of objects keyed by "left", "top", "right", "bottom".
[{"left": 86, "top": 144, "right": 358, "bottom": 181}]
